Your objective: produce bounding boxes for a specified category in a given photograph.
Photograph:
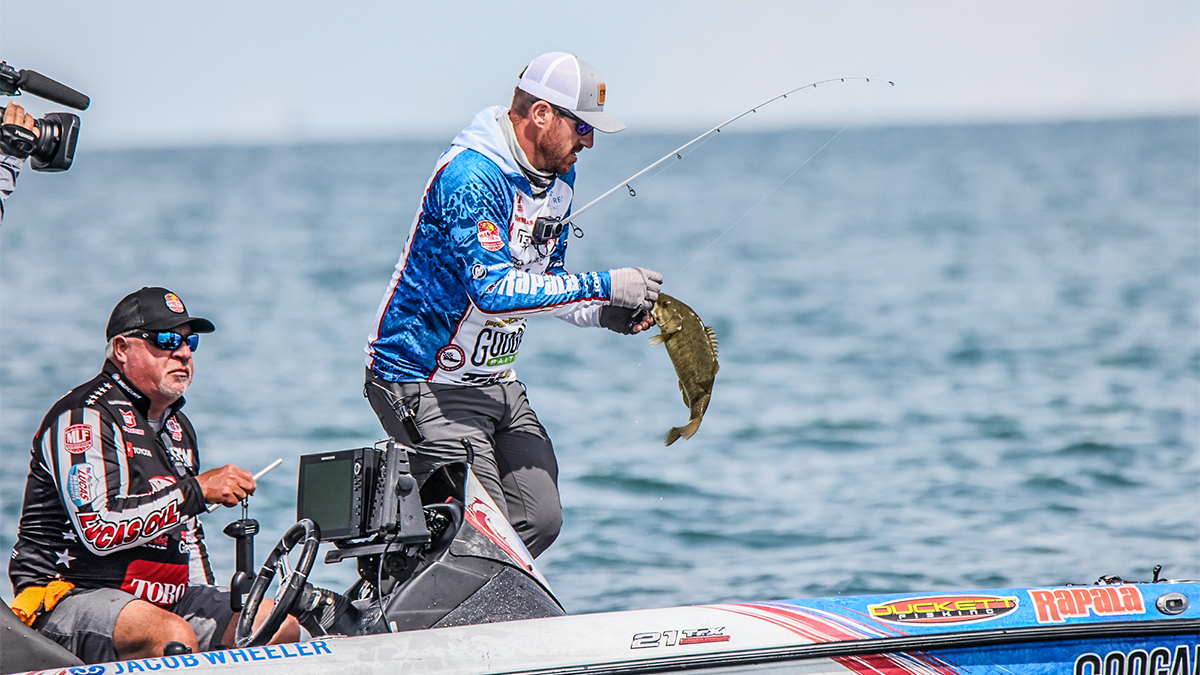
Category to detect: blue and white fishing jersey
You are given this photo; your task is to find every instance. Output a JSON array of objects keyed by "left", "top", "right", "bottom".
[{"left": 367, "top": 106, "right": 613, "bottom": 385}]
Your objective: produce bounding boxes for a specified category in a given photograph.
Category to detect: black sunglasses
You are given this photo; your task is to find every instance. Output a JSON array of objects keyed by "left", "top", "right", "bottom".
[
  {"left": 128, "top": 330, "right": 199, "bottom": 352},
  {"left": 549, "top": 104, "right": 594, "bottom": 136}
]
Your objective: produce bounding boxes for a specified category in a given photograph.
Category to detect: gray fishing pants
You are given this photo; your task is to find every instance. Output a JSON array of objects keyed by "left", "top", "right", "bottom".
[{"left": 365, "top": 370, "right": 562, "bottom": 557}]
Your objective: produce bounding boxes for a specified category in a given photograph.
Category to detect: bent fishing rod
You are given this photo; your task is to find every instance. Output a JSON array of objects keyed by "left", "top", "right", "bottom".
[{"left": 547, "top": 77, "right": 893, "bottom": 240}]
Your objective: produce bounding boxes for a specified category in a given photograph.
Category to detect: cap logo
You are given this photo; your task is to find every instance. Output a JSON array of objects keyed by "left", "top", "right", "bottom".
[
  {"left": 597, "top": 83, "right": 606, "bottom": 106},
  {"left": 164, "top": 293, "right": 185, "bottom": 314}
]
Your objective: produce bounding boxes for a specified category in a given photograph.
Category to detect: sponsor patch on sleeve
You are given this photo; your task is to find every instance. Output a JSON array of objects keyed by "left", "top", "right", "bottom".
[
  {"left": 64, "top": 424, "right": 93, "bottom": 454},
  {"left": 477, "top": 220, "right": 504, "bottom": 252}
]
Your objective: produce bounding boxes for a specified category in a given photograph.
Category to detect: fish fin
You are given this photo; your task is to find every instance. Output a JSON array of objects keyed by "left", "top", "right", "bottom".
[
  {"left": 678, "top": 381, "right": 690, "bottom": 408},
  {"left": 664, "top": 427, "right": 682, "bottom": 446},
  {"left": 647, "top": 332, "right": 669, "bottom": 347},
  {"left": 704, "top": 325, "right": 719, "bottom": 357},
  {"left": 675, "top": 415, "right": 704, "bottom": 443}
]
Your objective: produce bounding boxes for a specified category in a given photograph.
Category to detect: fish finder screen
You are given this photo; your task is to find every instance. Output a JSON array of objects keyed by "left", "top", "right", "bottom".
[{"left": 299, "top": 455, "right": 354, "bottom": 535}]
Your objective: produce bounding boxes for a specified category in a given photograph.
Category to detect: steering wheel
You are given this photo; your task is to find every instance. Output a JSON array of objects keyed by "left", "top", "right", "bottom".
[{"left": 235, "top": 519, "right": 321, "bottom": 648}]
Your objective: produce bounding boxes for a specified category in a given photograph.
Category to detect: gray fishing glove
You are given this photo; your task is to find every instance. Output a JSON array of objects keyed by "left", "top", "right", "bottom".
[{"left": 608, "top": 267, "right": 662, "bottom": 313}]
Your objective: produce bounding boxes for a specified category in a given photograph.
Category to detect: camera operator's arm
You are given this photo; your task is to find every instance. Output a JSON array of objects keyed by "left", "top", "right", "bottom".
[{"left": 0, "top": 103, "right": 38, "bottom": 227}]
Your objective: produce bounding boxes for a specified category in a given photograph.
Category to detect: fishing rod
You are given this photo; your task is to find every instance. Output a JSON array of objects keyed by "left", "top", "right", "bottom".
[{"left": 557, "top": 76, "right": 894, "bottom": 237}]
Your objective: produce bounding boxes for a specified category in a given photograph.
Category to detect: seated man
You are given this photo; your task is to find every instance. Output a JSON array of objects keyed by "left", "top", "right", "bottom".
[{"left": 8, "top": 287, "right": 298, "bottom": 663}]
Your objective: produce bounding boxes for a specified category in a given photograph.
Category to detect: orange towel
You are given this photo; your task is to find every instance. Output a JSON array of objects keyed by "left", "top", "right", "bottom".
[{"left": 10, "top": 580, "right": 75, "bottom": 626}]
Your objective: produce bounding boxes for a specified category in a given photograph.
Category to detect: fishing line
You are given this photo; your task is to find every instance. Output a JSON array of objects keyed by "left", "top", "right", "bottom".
[
  {"left": 670, "top": 122, "right": 851, "bottom": 278},
  {"left": 563, "top": 76, "right": 892, "bottom": 237}
]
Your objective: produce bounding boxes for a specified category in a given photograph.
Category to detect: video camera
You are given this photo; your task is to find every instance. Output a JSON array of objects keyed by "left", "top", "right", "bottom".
[{"left": 0, "top": 62, "right": 89, "bottom": 172}]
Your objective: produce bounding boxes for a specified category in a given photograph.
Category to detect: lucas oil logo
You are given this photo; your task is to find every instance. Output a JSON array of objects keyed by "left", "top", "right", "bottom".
[
  {"left": 1028, "top": 585, "right": 1145, "bottom": 624},
  {"left": 472, "top": 326, "right": 523, "bottom": 367},
  {"left": 67, "top": 463, "right": 98, "bottom": 507},
  {"left": 64, "top": 424, "right": 93, "bottom": 454},
  {"left": 869, "top": 594, "right": 1019, "bottom": 625},
  {"left": 477, "top": 219, "right": 504, "bottom": 252}
]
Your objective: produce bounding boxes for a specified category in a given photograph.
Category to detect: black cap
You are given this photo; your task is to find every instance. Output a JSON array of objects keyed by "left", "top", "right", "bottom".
[{"left": 106, "top": 287, "right": 216, "bottom": 341}]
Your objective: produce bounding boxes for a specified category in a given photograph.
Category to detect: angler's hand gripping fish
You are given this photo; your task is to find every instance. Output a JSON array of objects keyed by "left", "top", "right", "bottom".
[{"left": 648, "top": 293, "right": 719, "bottom": 446}]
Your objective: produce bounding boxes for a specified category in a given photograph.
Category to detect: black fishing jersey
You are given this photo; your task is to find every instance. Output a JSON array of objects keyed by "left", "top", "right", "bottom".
[{"left": 9, "top": 360, "right": 212, "bottom": 607}]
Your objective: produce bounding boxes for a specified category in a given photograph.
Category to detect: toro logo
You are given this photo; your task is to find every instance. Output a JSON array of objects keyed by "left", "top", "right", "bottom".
[
  {"left": 437, "top": 345, "right": 466, "bottom": 372},
  {"left": 477, "top": 219, "right": 504, "bottom": 252},
  {"left": 122, "top": 560, "right": 188, "bottom": 607},
  {"left": 165, "top": 417, "right": 183, "bottom": 442},
  {"left": 120, "top": 410, "right": 137, "bottom": 428},
  {"left": 163, "top": 293, "right": 185, "bottom": 313},
  {"left": 1028, "top": 585, "right": 1145, "bottom": 624},
  {"left": 869, "top": 594, "right": 1019, "bottom": 625},
  {"left": 64, "top": 424, "right": 93, "bottom": 454}
]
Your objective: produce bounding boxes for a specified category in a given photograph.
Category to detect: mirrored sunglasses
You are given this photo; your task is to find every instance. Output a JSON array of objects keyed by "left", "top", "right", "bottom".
[
  {"left": 129, "top": 331, "right": 199, "bottom": 352},
  {"left": 550, "top": 105, "right": 594, "bottom": 136}
]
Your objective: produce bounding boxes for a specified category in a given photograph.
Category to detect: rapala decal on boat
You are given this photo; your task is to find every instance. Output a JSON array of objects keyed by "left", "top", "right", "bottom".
[
  {"left": 1028, "top": 585, "right": 1145, "bottom": 624},
  {"left": 631, "top": 627, "right": 730, "bottom": 649},
  {"left": 1073, "top": 644, "right": 1198, "bottom": 675},
  {"left": 97, "top": 640, "right": 334, "bottom": 674},
  {"left": 868, "top": 594, "right": 1019, "bottom": 625}
]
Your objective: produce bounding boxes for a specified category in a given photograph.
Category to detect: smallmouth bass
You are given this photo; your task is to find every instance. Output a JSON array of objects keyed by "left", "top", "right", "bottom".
[{"left": 648, "top": 293, "right": 719, "bottom": 446}]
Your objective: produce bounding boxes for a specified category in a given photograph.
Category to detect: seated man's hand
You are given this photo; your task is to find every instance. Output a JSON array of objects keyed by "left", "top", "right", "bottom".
[{"left": 197, "top": 465, "right": 256, "bottom": 507}]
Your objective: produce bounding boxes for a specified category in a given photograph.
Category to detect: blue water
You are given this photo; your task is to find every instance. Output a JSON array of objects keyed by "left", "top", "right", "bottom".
[{"left": 1, "top": 117, "right": 1197, "bottom": 615}]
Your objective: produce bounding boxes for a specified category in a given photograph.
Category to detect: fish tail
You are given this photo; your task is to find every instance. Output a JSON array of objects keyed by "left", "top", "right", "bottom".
[{"left": 664, "top": 415, "right": 703, "bottom": 446}]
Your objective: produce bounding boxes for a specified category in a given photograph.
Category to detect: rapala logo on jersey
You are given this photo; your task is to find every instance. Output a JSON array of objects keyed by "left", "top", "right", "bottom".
[
  {"left": 472, "top": 326, "right": 524, "bottom": 367},
  {"left": 166, "top": 417, "right": 183, "bottom": 442},
  {"left": 1028, "top": 585, "right": 1145, "bottom": 624},
  {"left": 67, "top": 463, "right": 98, "bottom": 507},
  {"left": 495, "top": 269, "right": 582, "bottom": 298},
  {"left": 163, "top": 293, "right": 185, "bottom": 313},
  {"left": 437, "top": 345, "right": 466, "bottom": 372},
  {"left": 64, "top": 424, "right": 93, "bottom": 454},
  {"left": 869, "top": 594, "right": 1019, "bottom": 625},
  {"left": 122, "top": 560, "right": 188, "bottom": 607},
  {"left": 77, "top": 502, "right": 179, "bottom": 551},
  {"left": 477, "top": 219, "right": 504, "bottom": 252}
]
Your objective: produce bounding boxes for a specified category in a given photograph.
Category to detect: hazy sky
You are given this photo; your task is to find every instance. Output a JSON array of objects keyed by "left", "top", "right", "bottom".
[{"left": 2, "top": 0, "right": 1197, "bottom": 148}]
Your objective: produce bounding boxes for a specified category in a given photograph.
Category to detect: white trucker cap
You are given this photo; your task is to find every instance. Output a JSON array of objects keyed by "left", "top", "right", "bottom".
[{"left": 517, "top": 52, "right": 625, "bottom": 133}]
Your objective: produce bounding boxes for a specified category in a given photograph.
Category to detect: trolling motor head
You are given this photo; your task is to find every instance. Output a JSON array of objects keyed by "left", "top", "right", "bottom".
[{"left": 0, "top": 62, "right": 88, "bottom": 172}]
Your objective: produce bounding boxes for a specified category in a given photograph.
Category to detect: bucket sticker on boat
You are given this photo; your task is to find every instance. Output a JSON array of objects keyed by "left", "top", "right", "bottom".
[{"left": 868, "top": 594, "right": 1020, "bottom": 625}]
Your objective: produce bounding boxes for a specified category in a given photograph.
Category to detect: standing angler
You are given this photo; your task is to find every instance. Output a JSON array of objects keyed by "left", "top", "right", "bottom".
[{"left": 365, "top": 53, "right": 662, "bottom": 557}]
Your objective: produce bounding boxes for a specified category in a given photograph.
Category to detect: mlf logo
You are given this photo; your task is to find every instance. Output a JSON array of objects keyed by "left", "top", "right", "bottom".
[
  {"left": 64, "top": 424, "right": 93, "bottom": 454},
  {"left": 869, "top": 595, "right": 1019, "bottom": 625}
]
